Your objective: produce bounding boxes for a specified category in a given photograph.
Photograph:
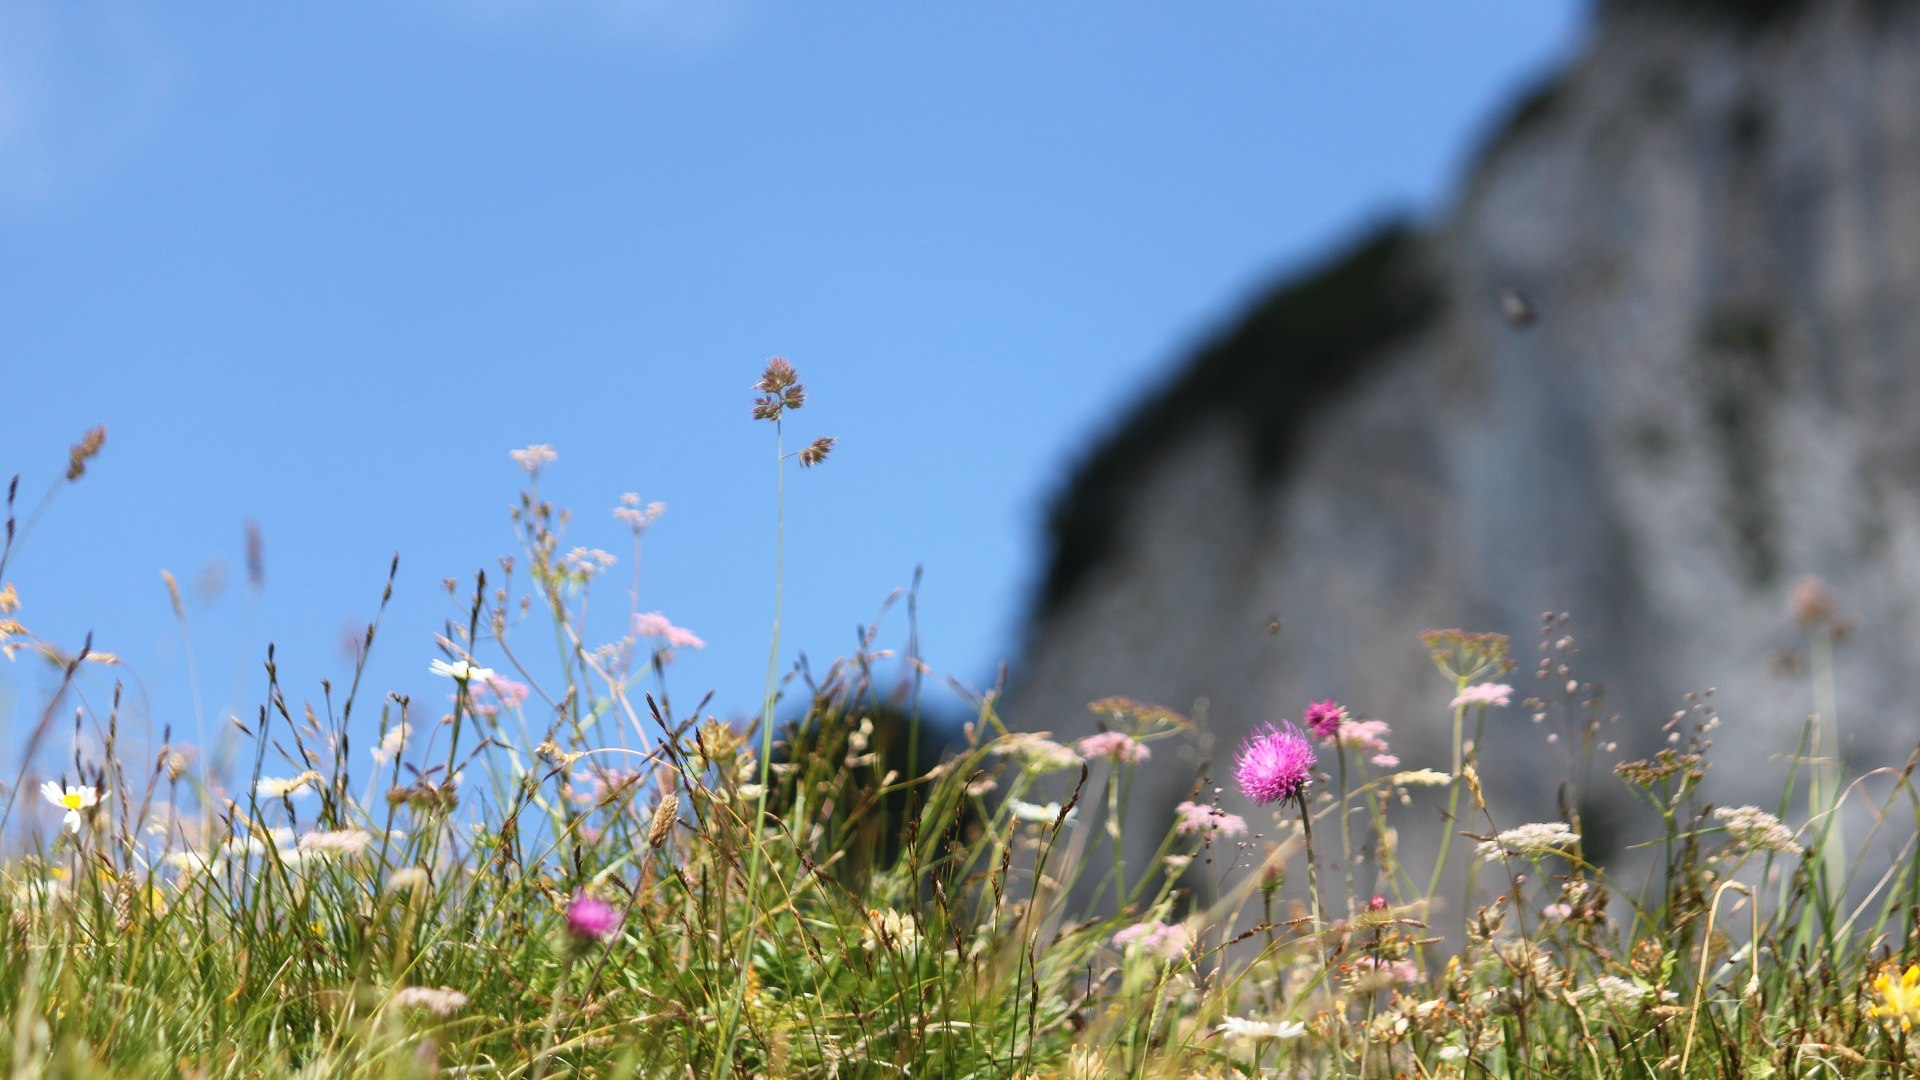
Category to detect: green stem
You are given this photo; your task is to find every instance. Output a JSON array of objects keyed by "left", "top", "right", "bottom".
[
  {"left": 1299, "top": 792, "right": 1325, "bottom": 969},
  {"left": 532, "top": 953, "right": 575, "bottom": 1080},
  {"left": 714, "top": 420, "right": 785, "bottom": 1077},
  {"left": 1338, "top": 748, "right": 1354, "bottom": 916},
  {"left": 1425, "top": 685, "right": 1470, "bottom": 902}
]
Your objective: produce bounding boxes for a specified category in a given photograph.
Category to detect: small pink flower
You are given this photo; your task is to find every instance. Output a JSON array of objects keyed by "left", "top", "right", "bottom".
[
  {"left": 1112, "top": 920, "right": 1190, "bottom": 961},
  {"left": 1174, "top": 800, "right": 1248, "bottom": 838},
  {"left": 633, "top": 613, "right": 705, "bottom": 651},
  {"left": 1542, "top": 903, "right": 1572, "bottom": 922},
  {"left": 1334, "top": 718, "right": 1392, "bottom": 755},
  {"left": 1352, "top": 955, "right": 1419, "bottom": 986},
  {"left": 1368, "top": 894, "right": 1389, "bottom": 912},
  {"left": 1234, "top": 723, "right": 1316, "bottom": 806},
  {"left": 1451, "top": 683, "right": 1513, "bottom": 710},
  {"left": 1076, "top": 731, "right": 1150, "bottom": 764},
  {"left": 565, "top": 893, "right": 622, "bottom": 944},
  {"left": 1303, "top": 699, "right": 1348, "bottom": 739},
  {"left": 479, "top": 674, "right": 530, "bottom": 703},
  {"left": 1369, "top": 753, "right": 1400, "bottom": 768}
]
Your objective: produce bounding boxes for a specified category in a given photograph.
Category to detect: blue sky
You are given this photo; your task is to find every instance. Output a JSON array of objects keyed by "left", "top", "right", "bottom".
[{"left": 0, "top": 2, "right": 1582, "bottom": 765}]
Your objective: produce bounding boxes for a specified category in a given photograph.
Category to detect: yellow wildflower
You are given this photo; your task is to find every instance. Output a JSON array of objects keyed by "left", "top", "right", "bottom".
[{"left": 1870, "top": 963, "right": 1920, "bottom": 1031}]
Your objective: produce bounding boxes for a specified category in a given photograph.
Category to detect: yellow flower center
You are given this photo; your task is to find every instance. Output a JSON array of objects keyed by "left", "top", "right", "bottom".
[
  {"left": 60, "top": 793, "right": 84, "bottom": 810},
  {"left": 1870, "top": 963, "right": 1920, "bottom": 1031}
]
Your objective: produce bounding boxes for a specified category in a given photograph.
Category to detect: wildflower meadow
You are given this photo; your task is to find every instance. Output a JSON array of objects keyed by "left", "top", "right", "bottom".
[{"left": 3, "top": 360, "right": 1919, "bottom": 1078}]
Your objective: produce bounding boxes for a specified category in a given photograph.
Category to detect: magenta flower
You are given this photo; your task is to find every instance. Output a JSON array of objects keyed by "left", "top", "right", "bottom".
[
  {"left": 1303, "top": 699, "right": 1348, "bottom": 739},
  {"left": 565, "top": 892, "right": 622, "bottom": 944},
  {"left": 1234, "top": 723, "right": 1316, "bottom": 806}
]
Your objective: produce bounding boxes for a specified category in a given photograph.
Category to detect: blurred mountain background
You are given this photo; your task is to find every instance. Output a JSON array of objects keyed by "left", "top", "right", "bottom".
[{"left": 1011, "top": 0, "right": 1920, "bottom": 856}]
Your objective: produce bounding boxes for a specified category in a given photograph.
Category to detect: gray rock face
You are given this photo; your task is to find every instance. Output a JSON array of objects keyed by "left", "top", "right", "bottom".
[{"left": 1010, "top": 0, "right": 1920, "bottom": 890}]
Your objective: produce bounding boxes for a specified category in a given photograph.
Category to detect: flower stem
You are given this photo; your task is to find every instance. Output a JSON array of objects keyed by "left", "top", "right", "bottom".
[{"left": 1425, "top": 686, "right": 1470, "bottom": 902}]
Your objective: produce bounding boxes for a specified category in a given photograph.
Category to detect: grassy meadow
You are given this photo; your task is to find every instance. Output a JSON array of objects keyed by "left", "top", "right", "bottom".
[{"left": 2, "top": 363, "right": 1918, "bottom": 1078}]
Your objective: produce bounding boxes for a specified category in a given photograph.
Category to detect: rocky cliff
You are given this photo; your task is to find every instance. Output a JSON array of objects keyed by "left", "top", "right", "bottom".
[{"left": 1012, "top": 0, "right": 1920, "bottom": 878}]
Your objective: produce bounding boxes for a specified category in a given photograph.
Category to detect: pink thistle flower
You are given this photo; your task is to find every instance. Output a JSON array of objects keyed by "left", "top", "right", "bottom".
[
  {"left": 633, "top": 612, "right": 705, "bottom": 651},
  {"left": 1076, "top": 731, "right": 1150, "bottom": 764},
  {"left": 1174, "top": 800, "right": 1248, "bottom": 838},
  {"left": 1303, "top": 699, "right": 1348, "bottom": 739},
  {"left": 1450, "top": 683, "right": 1513, "bottom": 710},
  {"left": 565, "top": 892, "right": 622, "bottom": 944},
  {"left": 1234, "top": 723, "right": 1316, "bottom": 806},
  {"left": 1112, "top": 920, "right": 1191, "bottom": 961}
]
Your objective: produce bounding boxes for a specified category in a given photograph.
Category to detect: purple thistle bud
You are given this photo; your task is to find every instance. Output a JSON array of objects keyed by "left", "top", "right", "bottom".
[
  {"left": 565, "top": 892, "right": 622, "bottom": 944},
  {"left": 1303, "top": 699, "right": 1348, "bottom": 740},
  {"left": 1234, "top": 723, "right": 1316, "bottom": 806}
]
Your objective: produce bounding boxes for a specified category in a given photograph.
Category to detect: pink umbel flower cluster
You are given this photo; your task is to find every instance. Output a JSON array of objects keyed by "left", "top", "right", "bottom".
[
  {"left": 1076, "top": 731, "right": 1150, "bottom": 764},
  {"left": 1350, "top": 955, "right": 1420, "bottom": 989},
  {"left": 1174, "top": 800, "right": 1248, "bottom": 838},
  {"left": 1302, "top": 701, "right": 1399, "bottom": 767},
  {"left": 1332, "top": 718, "right": 1392, "bottom": 755},
  {"left": 1112, "top": 919, "right": 1191, "bottom": 961},
  {"left": 633, "top": 612, "right": 705, "bottom": 651},
  {"left": 1451, "top": 682, "right": 1514, "bottom": 710},
  {"left": 1303, "top": 699, "right": 1348, "bottom": 739},
  {"left": 1234, "top": 723, "right": 1316, "bottom": 806},
  {"left": 468, "top": 674, "right": 531, "bottom": 719}
]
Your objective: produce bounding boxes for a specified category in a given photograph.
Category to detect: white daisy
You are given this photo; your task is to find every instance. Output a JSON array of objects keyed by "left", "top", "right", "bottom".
[
  {"left": 1007, "top": 799, "right": 1075, "bottom": 824},
  {"left": 429, "top": 658, "right": 495, "bottom": 681},
  {"left": 1214, "top": 1016, "right": 1308, "bottom": 1043},
  {"left": 40, "top": 781, "right": 105, "bottom": 833}
]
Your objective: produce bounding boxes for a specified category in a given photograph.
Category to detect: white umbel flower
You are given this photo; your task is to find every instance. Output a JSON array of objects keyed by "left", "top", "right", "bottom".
[
  {"left": 989, "top": 733, "right": 1083, "bottom": 775},
  {"left": 1476, "top": 821, "right": 1580, "bottom": 860},
  {"left": 390, "top": 985, "right": 469, "bottom": 1016},
  {"left": 39, "top": 781, "right": 104, "bottom": 833},
  {"left": 1713, "top": 805, "right": 1802, "bottom": 856}
]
